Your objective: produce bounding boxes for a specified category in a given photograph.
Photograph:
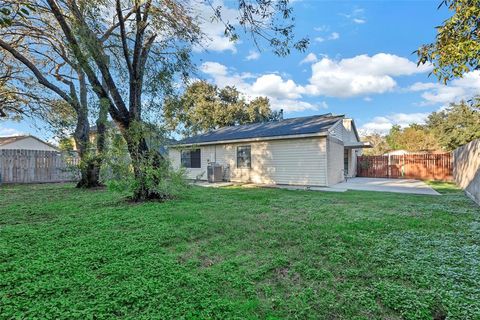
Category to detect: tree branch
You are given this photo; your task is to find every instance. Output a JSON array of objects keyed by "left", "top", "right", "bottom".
[
  {"left": 45, "top": 0, "right": 127, "bottom": 124},
  {"left": 116, "top": 0, "right": 132, "bottom": 75},
  {"left": 0, "top": 38, "right": 80, "bottom": 111},
  {"left": 99, "top": 8, "right": 135, "bottom": 42}
]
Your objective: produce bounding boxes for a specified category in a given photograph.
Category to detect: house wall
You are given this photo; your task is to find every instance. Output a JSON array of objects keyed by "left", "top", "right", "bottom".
[
  {"left": 342, "top": 119, "right": 358, "bottom": 143},
  {"left": 0, "top": 137, "right": 57, "bottom": 151},
  {"left": 347, "top": 149, "right": 358, "bottom": 177},
  {"left": 327, "top": 137, "right": 344, "bottom": 185},
  {"left": 170, "top": 136, "right": 329, "bottom": 186},
  {"left": 453, "top": 139, "right": 480, "bottom": 205},
  {"left": 341, "top": 119, "right": 361, "bottom": 177},
  {"left": 329, "top": 121, "right": 344, "bottom": 140},
  {"left": 343, "top": 148, "right": 355, "bottom": 177}
]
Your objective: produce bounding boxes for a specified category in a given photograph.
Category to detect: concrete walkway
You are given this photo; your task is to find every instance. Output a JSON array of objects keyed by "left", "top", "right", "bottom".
[
  {"left": 331, "top": 177, "right": 440, "bottom": 195},
  {"left": 190, "top": 178, "right": 440, "bottom": 196},
  {"left": 190, "top": 181, "right": 235, "bottom": 188}
]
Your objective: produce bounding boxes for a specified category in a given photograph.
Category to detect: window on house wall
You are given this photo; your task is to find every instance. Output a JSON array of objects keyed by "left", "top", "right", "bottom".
[
  {"left": 181, "top": 149, "right": 201, "bottom": 168},
  {"left": 237, "top": 146, "right": 251, "bottom": 168}
]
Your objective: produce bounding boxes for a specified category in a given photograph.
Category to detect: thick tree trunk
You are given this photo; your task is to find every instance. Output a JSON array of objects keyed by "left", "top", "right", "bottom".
[
  {"left": 73, "top": 118, "right": 100, "bottom": 188},
  {"left": 46, "top": 0, "right": 165, "bottom": 199},
  {"left": 123, "top": 126, "right": 168, "bottom": 202},
  {"left": 75, "top": 71, "right": 102, "bottom": 188}
]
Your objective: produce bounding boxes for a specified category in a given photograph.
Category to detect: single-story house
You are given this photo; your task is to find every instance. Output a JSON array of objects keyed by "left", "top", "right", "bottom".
[
  {"left": 169, "top": 113, "right": 370, "bottom": 186},
  {"left": 0, "top": 135, "right": 58, "bottom": 151}
]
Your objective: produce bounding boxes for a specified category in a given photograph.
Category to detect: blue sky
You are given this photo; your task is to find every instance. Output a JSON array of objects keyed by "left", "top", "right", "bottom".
[{"left": 2, "top": 0, "right": 477, "bottom": 140}]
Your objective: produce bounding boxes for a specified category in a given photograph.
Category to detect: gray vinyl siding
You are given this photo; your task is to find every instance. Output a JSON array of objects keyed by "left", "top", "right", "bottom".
[
  {"left": 329, "top": 121, "right": 344, "bottom": 140},
  {"left": 327, "top": 137, "right": 345, "bottom": 186},
  {"left": 342, "top": 119, "right": 359, "bottom": 143},
  {"left": 340, "top": 119, "right": 360, "bottom": 178},
  {"left": 170, "top": 137, "right": 328, "bottom": 186}
]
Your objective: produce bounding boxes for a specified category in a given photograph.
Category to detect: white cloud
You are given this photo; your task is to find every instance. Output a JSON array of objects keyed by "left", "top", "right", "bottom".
[
  {"left": 251, "top": 74, "right": 305, "bottom": 99},
  {"left": 200, "top": 62, "right": 254, "bottom": 95},
  {"left": 360, "top": 113, "right": 429, "bottom": 135},
  {"left": 341, "top": 8, "right": 367, "bottom": 24},
  {"left": 314, "top": 25, "right": 329, "bottom": 32},
  {"left": 409, "top": 70, "right": 480, "bottom": 105},
  {"left": 199, "top": 53, "right": 432, "bottom": 111},
  {"left": 199, "top": 62, "right": 318, "bottom": 112},
  {"left": 0, "top": 127, "right": 25, "bottom": 137},
  {"left": 314, "top": 32, "right": 340, "bottom": 43},
  {"left": 200, "top": 61, "right": 229, "bottom": 77},
  {"left": 307, "top": 53, "right": 432, "bottom": 97},
  {"left": 192, "top": 0, "right": 239, "bottom": 53},
  {"left": 272, "top": 100, "right": 327, "bottom": 112},
  {"left": 245, "top": 50, "right": 260, "bottom": 61},
  {"left": 409, "top": 82, "right": 437, "bottom": 92},
  {"left": 329, "top": 32, "right": 340, "bottom": 40},
  {"left": 300, "top": 53, "right": 318, "bottom": 65},
  {"left": 420, "top": 87, "right": 466, "bottom": 105}
]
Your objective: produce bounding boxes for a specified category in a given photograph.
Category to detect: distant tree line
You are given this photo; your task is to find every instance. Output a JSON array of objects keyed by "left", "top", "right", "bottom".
[{"left": 362, "top": 101, "right": 480, "bottom": 155}]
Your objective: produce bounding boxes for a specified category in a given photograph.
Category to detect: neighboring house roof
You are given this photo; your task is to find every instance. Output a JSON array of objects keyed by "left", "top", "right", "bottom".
[
  {"left": 173, "top": 113, "right": 345, "bottom": 146},
  {"left": 0, "top": 135, "right": 58, "bottom": 150},
  {"left": 383, "top": 149, "right": 410, "bottom": 155},
  {"left": 0, "top": 135, "right": 27, "bottom": 146}
]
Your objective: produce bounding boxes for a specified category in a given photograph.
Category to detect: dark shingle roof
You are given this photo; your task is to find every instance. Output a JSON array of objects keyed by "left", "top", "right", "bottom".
[{"left": 174, "top": 114, "right": 343, "bottom": 145}]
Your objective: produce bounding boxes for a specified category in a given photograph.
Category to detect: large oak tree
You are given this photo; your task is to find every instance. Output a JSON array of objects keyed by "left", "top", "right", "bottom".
[
  {"left": 0, "top": 0, "right": 108, "bottom": 187},
  {"left": 2, "top": 0, "right": 307, "bottom": 201}
]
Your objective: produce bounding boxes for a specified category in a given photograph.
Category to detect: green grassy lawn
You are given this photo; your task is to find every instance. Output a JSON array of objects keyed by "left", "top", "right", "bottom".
[{"left": 1, "top": 183, "right": 479, "bottom": 319}]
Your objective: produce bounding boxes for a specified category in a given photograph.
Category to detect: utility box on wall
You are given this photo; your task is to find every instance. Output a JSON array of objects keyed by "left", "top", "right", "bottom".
[{"left": 207, "top": 163, "right": 223, "bottom": 183}]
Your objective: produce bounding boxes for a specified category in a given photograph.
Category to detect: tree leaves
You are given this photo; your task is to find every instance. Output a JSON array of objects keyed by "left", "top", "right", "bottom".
[
  {"left": 426, "top": 100, "right": 480, "bottom": 150},
  {"left": 417, "top": 0, "right": 480, "bottom": 83},
  {"left": 0, "top": 2, "right": 34, "bottom": 27},
  {"left": 164, "top": 81, "right": 281, "bottom": 137}
]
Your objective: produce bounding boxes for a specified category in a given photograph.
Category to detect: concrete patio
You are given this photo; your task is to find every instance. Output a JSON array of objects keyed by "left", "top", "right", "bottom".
[
  {"left": 191, "top": 177, "right": 440, "bottom": 195},
  {"left": 189, "top": 181, "right": 235, "bottom": 188},
  {"left": 331, "top": 177, "right": 440, "bottom": 195}
]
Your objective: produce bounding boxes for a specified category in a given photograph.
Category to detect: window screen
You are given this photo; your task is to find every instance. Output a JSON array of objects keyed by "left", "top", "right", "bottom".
[
  {"left": 181, "top": 149, "right": 201, "bottom": 168},
  {"left": 237, "top": 146, "right": 251, "bottom": 168}
]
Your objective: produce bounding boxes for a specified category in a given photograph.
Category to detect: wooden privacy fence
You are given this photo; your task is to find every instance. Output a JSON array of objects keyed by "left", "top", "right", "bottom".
[
  {"left": 0, "top": 149, "right": 80, "bottom": 184},
  {"left": 357, "top": 153, "right": 453, "bottom": 181}
]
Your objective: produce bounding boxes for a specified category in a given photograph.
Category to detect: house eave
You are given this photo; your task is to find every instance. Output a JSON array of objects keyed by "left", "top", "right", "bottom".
[
  {"left": 344, "top": 142, "right": 372, "bottom": 149},
  {"left": 169, "top": 132, "right": 330, "bottom": 147}
]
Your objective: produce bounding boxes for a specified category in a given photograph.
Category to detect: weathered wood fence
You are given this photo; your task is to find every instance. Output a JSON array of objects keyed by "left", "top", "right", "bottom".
[
  {"left": 453, "top": 139, "right": 480, "bottom": 205},
  {"left": 357, "top": 153, "right": 453, "bottom": 181},
  {"left": 0, "top": 149, "right": 80, "bottom": 184}
]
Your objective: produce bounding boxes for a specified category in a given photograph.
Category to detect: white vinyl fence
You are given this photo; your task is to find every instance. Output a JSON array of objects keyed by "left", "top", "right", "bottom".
[{"left": 0, "top": 149, "right": 79, "bottom": 184}]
